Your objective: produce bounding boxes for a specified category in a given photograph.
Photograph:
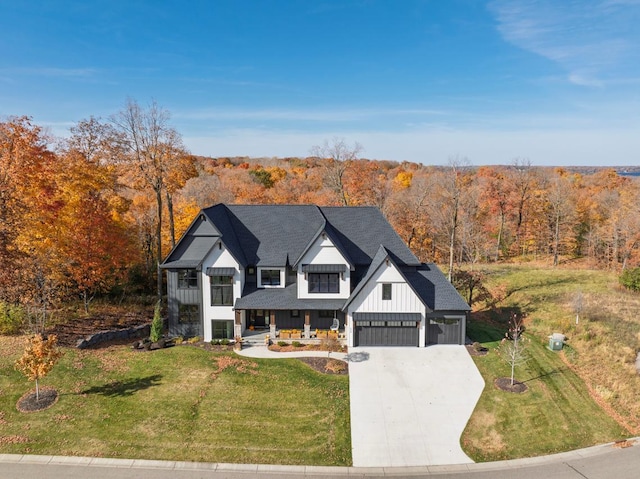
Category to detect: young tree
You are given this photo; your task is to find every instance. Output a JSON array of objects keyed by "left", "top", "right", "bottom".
[
  {"left": 499, "top": 313, "right": 528, "bottom": 387},
  {"left": 15, "top": 334, "right": 63, "bottom": 402}
]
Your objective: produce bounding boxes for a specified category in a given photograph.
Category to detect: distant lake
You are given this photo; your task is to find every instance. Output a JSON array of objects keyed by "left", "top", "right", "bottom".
[{"left": 620, "top": 171, "right": 640, "bottom": 177}]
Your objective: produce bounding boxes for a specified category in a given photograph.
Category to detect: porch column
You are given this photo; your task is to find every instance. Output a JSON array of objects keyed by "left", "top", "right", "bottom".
[
  {"left": 269, "top": 311, "right": 277, "bottom": 339},
  {"left": 234, "top": 310, "right": 242, "bottom": 340},
  {"left": 304, "top": 310, "right": 311, "bottom": 339}
]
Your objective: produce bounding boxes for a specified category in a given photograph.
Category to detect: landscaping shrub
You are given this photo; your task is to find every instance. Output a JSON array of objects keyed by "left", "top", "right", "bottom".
[
  {"left": 0, "top": 302, "right": 26, "bottom": 334},
  {"left": 150, "top": 301, "right": 163, "bottom": 342},
  {"left": 292, "top": 341, "right": 304, "bottom": 348},
  {"left": 619, "top": 267, "right": 640, "bottom": 292},
  {"left": 220, "top": 338, "right": 230, "bottom": 346},
  {"left": 277, "top": 341, "right": 287, "bottom": 347}
]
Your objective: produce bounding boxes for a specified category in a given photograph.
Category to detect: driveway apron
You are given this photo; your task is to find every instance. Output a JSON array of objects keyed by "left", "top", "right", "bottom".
[{"left": 348, "top": 346, "right": 485, "bottom": 467}]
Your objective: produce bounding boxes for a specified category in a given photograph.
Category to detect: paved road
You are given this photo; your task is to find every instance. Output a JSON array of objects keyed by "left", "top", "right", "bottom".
[
  {"left": 2, "top": 441, "right": 639, "bottom": 478},
  {"left": 348, "top": 346, "right": 484, "bottom": 467}
]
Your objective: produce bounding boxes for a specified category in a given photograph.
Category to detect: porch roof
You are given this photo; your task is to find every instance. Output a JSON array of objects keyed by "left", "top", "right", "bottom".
[{"left": 235, "top": 283, "right": 346, "bottom": 311}]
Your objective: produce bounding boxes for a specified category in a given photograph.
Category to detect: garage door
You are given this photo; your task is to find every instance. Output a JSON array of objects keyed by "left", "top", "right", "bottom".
[
  {"left": 428, "top": 317, "right": 462, "bottom": 345},
  {"left": 355, "top": 320, "right": 419, "bottom": 347}
]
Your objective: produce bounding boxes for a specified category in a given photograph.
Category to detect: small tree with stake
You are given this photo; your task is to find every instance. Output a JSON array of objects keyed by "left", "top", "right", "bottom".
[
  {"left": 15, "top": 334, "right": 63, "bottom": 402},
  {"left": 499, "top": 313, "right": 528, "bottom": 387}
]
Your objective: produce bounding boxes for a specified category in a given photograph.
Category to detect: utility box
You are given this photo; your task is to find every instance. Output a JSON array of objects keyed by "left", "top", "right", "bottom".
[{"left": 549, "top": 333, "right": 565, "bottom": 351}]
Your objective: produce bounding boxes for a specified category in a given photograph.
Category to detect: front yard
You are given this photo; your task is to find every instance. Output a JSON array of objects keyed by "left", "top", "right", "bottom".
[{"left": 0, "top": 338, "right": 351, "bottom": 466}]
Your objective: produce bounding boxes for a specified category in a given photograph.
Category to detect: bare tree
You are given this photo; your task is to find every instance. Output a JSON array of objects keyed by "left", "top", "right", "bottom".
[
  {"left": 434, "top": 156, "right": 470, "bottom": 282},
  {"left": 310, "top": 137, "right": 362, "bottom": 206},
  {"left": 111, "top": 99, "right": 187, "bottom": 300},
  {"left": 499, "top": 313, "right": 529, "bottom": 387}
]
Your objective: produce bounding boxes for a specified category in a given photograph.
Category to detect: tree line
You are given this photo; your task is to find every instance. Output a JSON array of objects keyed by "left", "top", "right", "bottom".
[{"left": 1, "top": 100, "right": 639, "bottom": 323}]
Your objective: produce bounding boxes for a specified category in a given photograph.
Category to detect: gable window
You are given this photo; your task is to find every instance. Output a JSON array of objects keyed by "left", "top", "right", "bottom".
[
  {"left": 260, "top": 269, "right": 281, "bottom": 286},
  {"left": 210, "top": 275, "right": 233, "bottom": 306},
  {"left": 178, "top": 269, "right": 198, "bottom": 289},
  {"left": 308, "top": 273, "right": 339, "bottom": 293},
  {"left": 382, "top": 283, "right": 392, "bottom": 300}
]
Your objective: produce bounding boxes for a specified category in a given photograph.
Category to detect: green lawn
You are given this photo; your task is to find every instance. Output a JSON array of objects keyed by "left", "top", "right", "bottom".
[
  {"left": 461, "top": 269, "right": 633, "bottom": 462},
  {"left": 0, "top": 340, "right": 351, "bottom": 466}
]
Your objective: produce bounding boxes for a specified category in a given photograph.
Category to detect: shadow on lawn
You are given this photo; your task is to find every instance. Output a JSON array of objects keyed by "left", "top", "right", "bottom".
[
  {"left": 523, "top": 368, "right": 566, "bottom": 383},
  {"left": 81, "top": 374, "right": 163, "bottom": 397}
]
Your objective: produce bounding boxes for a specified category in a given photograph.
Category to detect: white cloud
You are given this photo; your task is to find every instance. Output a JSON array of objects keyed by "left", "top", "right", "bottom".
[{"left": 489, "top": 0, "right": 640, "bottom": 86}]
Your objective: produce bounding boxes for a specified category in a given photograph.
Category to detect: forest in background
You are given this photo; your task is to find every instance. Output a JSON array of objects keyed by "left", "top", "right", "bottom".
[{"left": 1, "top": 100, "right": 639, "bottom": 322}]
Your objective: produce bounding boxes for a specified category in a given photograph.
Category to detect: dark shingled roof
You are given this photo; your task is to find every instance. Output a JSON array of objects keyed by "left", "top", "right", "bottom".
[
  {"left": 235, "top": 283, "right": 346, "bottom": 311},
  {"left": 403, "top": 264, "right": 471, "bottom": 312},
  {"left": 163, "top": 203, "right": 469, "bottom": 313}
]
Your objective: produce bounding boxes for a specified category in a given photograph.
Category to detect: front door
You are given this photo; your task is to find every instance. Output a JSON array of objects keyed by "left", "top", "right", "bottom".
[{"left": 252, "top": 310, "right": 269, "bottom": 329}]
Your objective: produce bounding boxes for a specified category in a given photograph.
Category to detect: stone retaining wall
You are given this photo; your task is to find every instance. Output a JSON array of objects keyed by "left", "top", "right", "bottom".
[{"left": 76, "top": 324, "right": 150, "bottom": 349}]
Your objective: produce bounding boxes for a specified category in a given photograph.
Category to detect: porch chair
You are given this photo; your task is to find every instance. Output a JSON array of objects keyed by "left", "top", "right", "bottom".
[{"left": 330, "top": 317, "right": 340, "bottom": 332}]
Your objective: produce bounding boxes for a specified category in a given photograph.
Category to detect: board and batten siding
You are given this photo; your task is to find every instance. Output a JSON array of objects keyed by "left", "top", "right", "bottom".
[
  {"left": 297, "top": 234, "right": 351, "bottom": 299},
  {"left": 346, "top": 261, "right": 426, "bottom": 347},
  {"left": 201, "top": 240, "right": 244, "bottom": 342},
  {"left": 167, "top": 270, "right": 203, "bottom": 338}
]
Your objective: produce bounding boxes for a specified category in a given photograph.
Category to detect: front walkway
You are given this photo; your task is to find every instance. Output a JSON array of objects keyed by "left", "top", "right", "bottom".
[
  {"left": 348, "top": 346, "right": 485, "bottom": 467},
  {"left": 235, "top": 343, "right": 348, "bottom": 360}
]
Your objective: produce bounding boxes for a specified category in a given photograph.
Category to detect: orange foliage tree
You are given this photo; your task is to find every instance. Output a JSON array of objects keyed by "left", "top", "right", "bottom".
[{"left": 15, "top": 334, "right": 63, "bottom": 402}]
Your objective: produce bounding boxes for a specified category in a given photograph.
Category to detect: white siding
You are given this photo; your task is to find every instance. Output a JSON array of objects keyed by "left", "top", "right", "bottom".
[
  {"left": 347, "top": 260, "right": 426, "bottom": 347},
  {"left": 297, "top": 234, "right": 350, "bottom": 299},
  {"left": 201, "top": 240, "right": 242, "bottom": 342}
]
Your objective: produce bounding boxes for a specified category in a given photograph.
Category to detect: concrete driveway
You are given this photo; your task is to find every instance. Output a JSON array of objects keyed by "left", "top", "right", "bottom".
[{"left": 347, "top": 346, "right": 485, "bottom": 468}]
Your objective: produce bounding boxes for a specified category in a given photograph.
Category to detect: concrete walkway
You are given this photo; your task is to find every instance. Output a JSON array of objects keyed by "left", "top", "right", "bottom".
[
  {"left": 235, "top": 343, "right": 348, "bottom": 360},
  {"left": 348, "top": 346, "right": 485, "bottom": 467}
]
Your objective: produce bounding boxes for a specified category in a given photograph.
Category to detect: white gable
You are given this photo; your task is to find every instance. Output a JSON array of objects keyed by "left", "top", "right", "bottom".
[
  {"left": 348, "top": 261, "right": 424, "bottom": 314},
  {"left": 297, "top": 232, "right": 351, "bottom": 299}
]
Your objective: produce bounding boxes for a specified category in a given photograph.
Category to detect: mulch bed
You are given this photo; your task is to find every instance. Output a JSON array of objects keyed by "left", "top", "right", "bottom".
[
  {"left": 495, "top": 377, "right": 528, "bottom": 393},
  {"left": 16, "top": 387, "right": 59, "bottom": 413},
  {"left": 466, "top": 344, "right": 489, "bottom": 356},
  {"left": 297, "top": 357, "right": 349, "bottom": 375}
]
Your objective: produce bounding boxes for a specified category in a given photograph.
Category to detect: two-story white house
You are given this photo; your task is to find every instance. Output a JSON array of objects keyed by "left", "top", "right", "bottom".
[{"left": 161, "top": 204, "right": 470, "bottom": 347}]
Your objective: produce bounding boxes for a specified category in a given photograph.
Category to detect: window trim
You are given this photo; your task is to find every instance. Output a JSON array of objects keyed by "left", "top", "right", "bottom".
[
  {"left": 210, "top": 275, "right": 234, "bottom": 306},
  {"left": 258, "top": 268, "right": 283, "bottom": 288},
  {"left": 382, "top": 283, "right": 392, "bottom": 301},
  {"left": 308, "top": 272, "right": 340, "bottom": 294}
]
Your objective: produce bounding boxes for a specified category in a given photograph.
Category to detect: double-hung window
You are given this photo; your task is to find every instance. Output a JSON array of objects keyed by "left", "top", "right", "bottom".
[
  {"left": 178, "top": 269, "right": 198, "bottom": 289},
  {"left": 308, "top": 273, "right": 340, "bottom": 293},
  {"left": 210, "top": 275, "right": 233, "bottom": 305}
]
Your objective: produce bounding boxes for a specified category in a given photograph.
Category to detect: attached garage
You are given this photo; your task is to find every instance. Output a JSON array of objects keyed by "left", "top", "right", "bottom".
[
  {"left": 353, "top": 313, "right": 421, "bottom": 347},
  {"left": 427, "top": 315, "right": 465, "bottom": 345}
]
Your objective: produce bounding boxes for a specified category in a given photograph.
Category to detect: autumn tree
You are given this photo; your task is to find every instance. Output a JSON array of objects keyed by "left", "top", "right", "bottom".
[
  {"left": 310, "top": 137, "right": 362, "bottom": 206},
  {"left": 508, "top": 158, "right": 537, "bottom": 256},
  {"left": 431, "top": 157, "right": 471, "bottom": 281},
  {"left": 111, "top": 99, "right": 188, "bottom": 299},
  {"left": 15, "top": 334, "right": 63, "bottom": 402}
]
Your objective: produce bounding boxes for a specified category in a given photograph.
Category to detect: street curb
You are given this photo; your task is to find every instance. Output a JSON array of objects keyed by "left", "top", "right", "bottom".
[{"left": 1, "top": 438, "right": 637, "bottom": 476}]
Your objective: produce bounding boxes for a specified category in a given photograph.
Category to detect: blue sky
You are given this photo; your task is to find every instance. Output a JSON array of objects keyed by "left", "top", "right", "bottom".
[{"left": 1, "top": 0, "right": 639, "bottom": 166}]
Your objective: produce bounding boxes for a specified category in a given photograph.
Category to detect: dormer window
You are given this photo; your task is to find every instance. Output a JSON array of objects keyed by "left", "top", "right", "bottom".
[{"left": 259, "top": 269, "right": 282, "bottom": 287}]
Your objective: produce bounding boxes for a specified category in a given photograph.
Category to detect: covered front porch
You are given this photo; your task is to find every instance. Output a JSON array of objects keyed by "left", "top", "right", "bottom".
[{"left": 236, "top": 308, "right": 346, "bottom": 340}]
